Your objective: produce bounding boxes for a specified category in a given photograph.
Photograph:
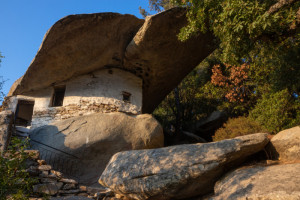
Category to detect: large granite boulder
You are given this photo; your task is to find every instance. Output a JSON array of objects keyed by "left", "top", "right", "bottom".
[
  {"left": 29, "top": 112, "right": 164, "bottom": 186},
  {"left": 269, "top": 126, "right": 300, "bottom": 161},
  {"left": 124, "top": 8, "right": 216, "bottom": 113},
  {"left": 9, "top": 8, "right": 215, "bottom": 114},
  {"left": 0, "top": 110, "right": 14, "bottom": 153},
  {"left": 99, "top": 133, "right": 269, "bottom": 200},
  {"left": 8, "top": 13, "right": 144, "bottom": 96},
  {"left": 210, "top": 163, "right": 300, "bottom": 200}
]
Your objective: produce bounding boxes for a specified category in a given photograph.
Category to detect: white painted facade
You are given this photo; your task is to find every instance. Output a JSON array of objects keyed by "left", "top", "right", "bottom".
[{"left": 6, "top": 68, "right": 142, "bottom": 128}]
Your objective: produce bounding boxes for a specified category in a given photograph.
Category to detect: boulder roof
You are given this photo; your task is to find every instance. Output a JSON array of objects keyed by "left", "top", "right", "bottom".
[{"left": 9, "top": 8, "right": 215, "bottom": 113}]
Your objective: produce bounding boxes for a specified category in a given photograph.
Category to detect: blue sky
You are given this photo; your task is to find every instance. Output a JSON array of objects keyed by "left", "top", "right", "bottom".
[{"left": 0, "top": 0, "right": 151, "bottom": 96}]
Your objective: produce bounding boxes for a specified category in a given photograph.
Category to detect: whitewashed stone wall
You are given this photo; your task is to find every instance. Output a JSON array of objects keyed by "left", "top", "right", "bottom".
[{"left": 5, "top": 68, "right": 142, "bottom": 128}]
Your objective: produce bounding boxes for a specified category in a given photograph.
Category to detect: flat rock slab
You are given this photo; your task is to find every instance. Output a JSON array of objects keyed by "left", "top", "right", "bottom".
[
  {"left": 99, "top": 133, "right": 269, "bottom": 200},
  {"left": 30, "top": 112, "right": 163, "bottom": 186},
  {"left": 269, "top": 126, "right": 300, "bottom": 161},
  {"left": 211, "top": 163, "right": 300, "bottom": 200}
]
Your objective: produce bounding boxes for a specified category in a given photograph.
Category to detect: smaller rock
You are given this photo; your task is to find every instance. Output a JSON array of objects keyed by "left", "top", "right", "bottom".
[
  {"left": 79, "top": 185, "right": 87, "bottom": 192},
  {"left": 51, "top": 170, "right": 63, "bottom": 178},
  {"left": 38, "top": 165, "right": 52, "bottom": 171},
  {"left": 60, "top": 178, "right": 78, "bottom": 184},
  {"left": 37, "top": 159, "right": 47, "bottom": 165},
  {"left": 63, "top": 183, "right": 77, "bottom": 190},
  {"left": 269, "top": 126, "right": 300, "bottom": 161},
  {"left": 39, "top": 170, "right": 49, "bottom": 177},
  {"left": 86, "top": 186, "right": 107, "bottom": 194},
  {"left": 58, "top": 189, "right": 80, "bottom": 194},
  {"left": 40, "top": 177, "right": 57, "bottom": 184},
  {"left": 33, "top": 183, "right": 59, "bottom": 195}
]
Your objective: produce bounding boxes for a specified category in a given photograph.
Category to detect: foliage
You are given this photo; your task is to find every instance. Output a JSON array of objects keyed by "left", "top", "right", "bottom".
[
  {"left": 250, "top": 89, "right": 300, "bottom": 134},
  {"left": 172, "top": 0, "right": 300, "bottom": 65},
  {"left": 148, "top": 0, "right": 300, "bottom": 140},
  {"left": 139, "top": 0, "right": 175, "bottom": 17},
  {"left": 213, "top": 116, "right": 266, "bottom": 141},
  {"left": 153, "top": 50, "right": 222, "bottom": 131},
  {"left": 0, "top": 137, "right": 37, "bottom": 200}
]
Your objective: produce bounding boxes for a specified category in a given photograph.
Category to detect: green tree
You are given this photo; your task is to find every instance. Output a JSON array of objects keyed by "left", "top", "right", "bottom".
[
  {"left": 0, "top": 138, "right": 37, "bottom": 199},
  {"left": 139, "top": 0, "right": 175, "bottom": 17},
  {"left": 172, "top": 0, "right": 300, "bottom": 65}
]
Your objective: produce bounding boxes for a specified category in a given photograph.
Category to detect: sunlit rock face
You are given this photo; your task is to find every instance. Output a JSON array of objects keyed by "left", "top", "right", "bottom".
[
  {"left": 8, "top": 8, "right": 216, "bottom": 114},
  {"left": 30, "top": 112, "right": 164, "bottom": 186},
  {"left": 99, "top": 133, "right": 269, "bottom": 200},
  {"left": 268, "top": 126, "right": 300, "bottom": 161},
  {"left": 211, "top": 163, "right": 300, "bottom": 200}
]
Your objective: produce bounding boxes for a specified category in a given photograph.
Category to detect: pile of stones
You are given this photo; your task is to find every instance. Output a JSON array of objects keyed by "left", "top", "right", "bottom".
[{"left": 25, "top": 150, "right": 114, "bottom": 200}]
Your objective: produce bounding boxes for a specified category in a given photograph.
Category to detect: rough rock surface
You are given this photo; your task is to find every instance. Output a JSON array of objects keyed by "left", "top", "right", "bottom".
[
  {"left": 9, "top": 13, "right": 143, "bottom": 96},
  {"left": 210, "top": 163, "right": 300, "bottom": 200},
  {"left": 269, "top": 126, "right": 300, "bottom": 161},
  {"left": 0, "top": 110, "right": 14, "bottom": 152},
  {"left": 9, "top": 8, "right": 215, "bottom": 113},
  {"left": 29, "top": 112, "right": 164, "bottom": 186},
  {"left": 99, "top": 133, "right": 269, "bottom": 200},
  {"left": 124, "top": 8, "right": 216, "bottom": 113}
]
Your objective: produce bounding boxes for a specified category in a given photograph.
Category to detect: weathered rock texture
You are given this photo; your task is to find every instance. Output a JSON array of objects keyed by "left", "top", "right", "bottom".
[
  {"left": 124, "top": 8, "right": 216, "bottom": 113},
  {"left": 211, "top": 163, "right": 300, "bottom": 200},
  {"left": 99, "top": 133, "right": 269, "bottom": 200},
  {"left": 0, "top": 110, "right": 14, "bottom": 152},
  {"left": 9, "top": 13, "right": 143, "bottom": 97},
  {"left": 29, "top": 112, "right": 164, "bottom": 186},
  {"left": 269, "top": 126, "right": 300, "bottom": 161},
  {"left": 9, "top": 8, "right": 215, "bottom": 113}
]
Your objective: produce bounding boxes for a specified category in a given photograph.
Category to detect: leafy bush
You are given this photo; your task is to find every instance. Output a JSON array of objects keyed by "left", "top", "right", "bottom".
[
  {"left": 250, "top": 89, "right": 300, "bottom": 134},
  {"left": 0, "top": 137, "right": 37, "bottom": 200},
  {"left": 213, "top": 116, "right": 266, "bottom": 141}
]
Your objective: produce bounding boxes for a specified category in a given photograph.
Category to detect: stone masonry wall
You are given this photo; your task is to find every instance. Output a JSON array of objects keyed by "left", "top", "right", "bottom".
[{"left": 5, "top": 68, "right": 142, "bottom": 128}]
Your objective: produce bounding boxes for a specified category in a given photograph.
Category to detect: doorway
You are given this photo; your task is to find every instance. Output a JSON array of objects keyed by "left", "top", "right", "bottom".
[{"left": 15, "top": 100, "right": 35, "bottom": 127}]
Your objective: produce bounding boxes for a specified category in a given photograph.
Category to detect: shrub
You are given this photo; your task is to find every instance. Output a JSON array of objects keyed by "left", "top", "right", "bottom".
[
  {"left": 213, "top": 116, "right": 266, "bottom": 141},
  {"left": 249, "top": 89, "right": 300, "bottom": 134},
  {"left": 0, "top": 137, "right": 37, "bottom": 200}
]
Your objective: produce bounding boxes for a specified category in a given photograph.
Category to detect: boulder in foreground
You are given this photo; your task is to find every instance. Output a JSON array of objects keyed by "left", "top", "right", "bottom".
[
  {"left": 99, "top": 133, "right": 269, "bottom": 200},
  {"left": 211, "top": 163, "right": 300, "bottom": 200},
  {"left": 269, "top": 126, "right": 300, "bottom": 161},
  {"left": 30, "top": 112, "right": 164, "bottom": 186}
]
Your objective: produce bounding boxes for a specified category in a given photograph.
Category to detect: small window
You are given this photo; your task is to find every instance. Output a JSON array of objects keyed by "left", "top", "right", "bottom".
[
  {"left": 51, "top": 86, "right": 66, "bottom": 107},
  {"left": 122, "top": 91, "right": 131, "bottom": 103}
]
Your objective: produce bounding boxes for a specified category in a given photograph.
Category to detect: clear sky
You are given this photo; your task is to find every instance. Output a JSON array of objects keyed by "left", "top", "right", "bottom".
[{"left": 0, "top": 0, "right": 151, "bottom": 96}]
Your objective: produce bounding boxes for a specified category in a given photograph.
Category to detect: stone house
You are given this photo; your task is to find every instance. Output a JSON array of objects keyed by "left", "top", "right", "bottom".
[
  {"left": 5, "top": 68, "right": 142, "bottom": 128},
  {"left": 4, "top": 8, "right": 214, "bottom": 130}
]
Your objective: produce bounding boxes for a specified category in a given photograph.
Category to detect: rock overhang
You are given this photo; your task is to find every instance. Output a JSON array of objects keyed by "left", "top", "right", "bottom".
[{"left": 9, "top": 8, "right": 216, "bottom": 113}]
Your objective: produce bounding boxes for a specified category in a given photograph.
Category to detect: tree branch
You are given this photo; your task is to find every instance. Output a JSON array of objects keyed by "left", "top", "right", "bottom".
[{"left": 267, "top": 0, "right": 299, "bottom": 14}]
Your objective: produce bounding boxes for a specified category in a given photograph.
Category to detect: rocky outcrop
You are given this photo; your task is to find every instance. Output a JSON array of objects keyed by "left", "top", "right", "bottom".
[
  {"left": 29, "top": 112, "right": 164, "bottom": 186},
  {"left": 124, "top": 8, "right": 216, "bottom": 113},
  {"left": 9, "top": 8, "right": 215, "bottom": 113},
  {"left": 9, "top": 13, "right": 143, "bottom": 97},
  {"left": 99, "top": 133, "right": 269, "bottom": 200},
  {"left": 210, "top": 163, "right": 300, "bottom": 200},
  {"left": 0, "top": 110, "right": 14, "bottom": 152},
  {"left": 269, "top": 126, "right": 300, "bottom": 161}
]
